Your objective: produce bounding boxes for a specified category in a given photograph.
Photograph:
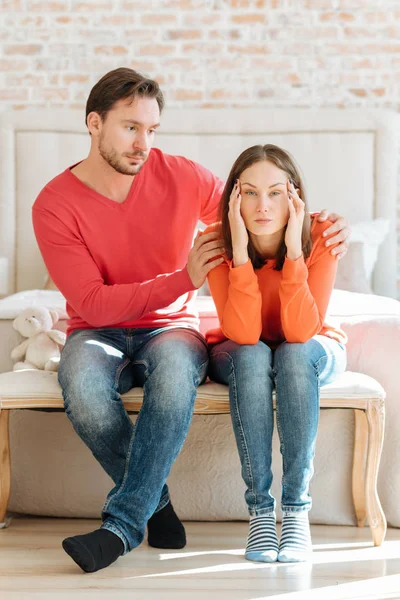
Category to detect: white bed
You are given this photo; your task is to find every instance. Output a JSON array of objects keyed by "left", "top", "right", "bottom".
[{"left": 0, "top": 108, "right": 400, "bottom": 527}]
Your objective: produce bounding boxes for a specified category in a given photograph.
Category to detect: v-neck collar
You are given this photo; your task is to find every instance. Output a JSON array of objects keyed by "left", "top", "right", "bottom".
[{"left": 66, "top": 155, "right": 149, "bottom": 210}]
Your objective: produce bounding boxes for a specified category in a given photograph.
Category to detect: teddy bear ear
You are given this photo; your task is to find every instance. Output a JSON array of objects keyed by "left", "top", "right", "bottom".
[
  {"left": 12, "top": 318, "right": 19, "bottom": 331},
  {"left": 49, "top": 310, "right": 59, "bottom": 325}
]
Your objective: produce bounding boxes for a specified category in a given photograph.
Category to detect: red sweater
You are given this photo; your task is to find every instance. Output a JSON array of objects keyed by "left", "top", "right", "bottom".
[
  {"left": 205, "top": 219, "right": 347, "bottom": 347},
  {"left": 33, "top": 148, "right": 224, "bottom": 336}
]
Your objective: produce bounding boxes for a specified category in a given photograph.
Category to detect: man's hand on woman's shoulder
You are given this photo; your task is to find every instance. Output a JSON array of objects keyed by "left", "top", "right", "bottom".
[
  {"left": 316, "top": 210, "right": 351, "bottom": 260},
  {"left": 186, "top": 230, "right": 225, "bottom": 289}
]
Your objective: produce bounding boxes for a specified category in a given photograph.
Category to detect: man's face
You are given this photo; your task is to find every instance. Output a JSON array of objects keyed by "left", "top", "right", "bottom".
[{"left": 94, "top": 97, "right": 161, "bottom": 176}]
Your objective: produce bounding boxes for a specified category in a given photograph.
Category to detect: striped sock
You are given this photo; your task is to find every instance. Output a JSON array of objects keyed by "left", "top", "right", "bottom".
[
  {"left": 245, "top": 513, "right": 278, "bottom": 563},
  {"left": 278, "top": 511, "right": 312, "bottom": 563}
]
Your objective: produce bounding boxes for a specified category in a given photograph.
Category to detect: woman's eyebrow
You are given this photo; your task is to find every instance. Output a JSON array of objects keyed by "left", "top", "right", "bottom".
[
  {"left": 241, "top": 181, "right": 286, "bottom": 188},
  {"left": 269, "top": 182, "right": 286, "bottom": 188}
]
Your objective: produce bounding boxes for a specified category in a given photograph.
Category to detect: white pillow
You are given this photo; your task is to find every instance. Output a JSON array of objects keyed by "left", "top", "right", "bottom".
[
  {"left": 335, "top": 242, "right": 372, "bottom": 294},
  {"left": 0, "top": 290, "right": 68, "bottom": 320},
  {"left": 349, "top": 218, "right": 390, "bottom": 280}
]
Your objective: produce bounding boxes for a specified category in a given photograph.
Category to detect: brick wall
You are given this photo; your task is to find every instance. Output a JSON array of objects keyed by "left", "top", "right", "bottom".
[{"left": 1, "top": 0, "right": 400, "bottom": 297}]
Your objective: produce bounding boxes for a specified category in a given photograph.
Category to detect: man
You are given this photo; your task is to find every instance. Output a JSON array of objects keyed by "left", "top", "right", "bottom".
[{"left": 32, "top": 68, "right": 350, "bottom": 573}]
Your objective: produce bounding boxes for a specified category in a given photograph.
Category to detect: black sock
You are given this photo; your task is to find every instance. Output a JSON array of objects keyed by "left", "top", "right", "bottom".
[
  {"left": 147, "top": 502, "right": 186, "bottom": 549},
  {"left": 62, "top": 528, "right": 124, "bottom": 573}
]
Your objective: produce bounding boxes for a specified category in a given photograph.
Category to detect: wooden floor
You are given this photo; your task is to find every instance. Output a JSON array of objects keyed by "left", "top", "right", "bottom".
[{"left": 1, "top": 517, "right": 400, "bottom": 600}]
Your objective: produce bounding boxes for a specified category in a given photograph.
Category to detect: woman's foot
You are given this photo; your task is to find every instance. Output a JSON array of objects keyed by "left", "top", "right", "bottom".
[
  {"left": 245, "top": 513, "right": 279, "bottom": 563},
  {"left": 278, "top": 511, "right": 312, "bottom": 562}
]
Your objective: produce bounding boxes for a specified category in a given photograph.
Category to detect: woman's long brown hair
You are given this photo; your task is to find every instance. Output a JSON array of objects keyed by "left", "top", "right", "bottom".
[{"left": 219, "top": 144, "right": 312, "bottom": 270}]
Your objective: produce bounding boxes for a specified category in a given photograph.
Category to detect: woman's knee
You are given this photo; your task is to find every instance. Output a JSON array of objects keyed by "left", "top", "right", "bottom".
[
  {"left": 274, "top": 340, "right": 317, "bottom": 375},
  {"left": 210, "top": 340, "right": 273, "bottom": 390},
  {"left": 216, "top": 340, "right": 272, "bottom": 368}
]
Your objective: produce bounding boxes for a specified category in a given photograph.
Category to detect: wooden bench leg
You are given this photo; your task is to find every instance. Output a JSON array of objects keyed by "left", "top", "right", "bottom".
[
  {"left": 365, "top": 399, "right": 387, "bottom": 546},
  {"left": 352, "top": 409, "right": 368, "bottom": 527},
  {"left": 0, "top": 409, "right": 11, "bottom": 529}
]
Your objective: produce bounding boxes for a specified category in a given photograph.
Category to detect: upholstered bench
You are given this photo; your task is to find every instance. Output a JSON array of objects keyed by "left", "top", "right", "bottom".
[{"left": 0, "top": 368, "right": 386, "bottom": 545}]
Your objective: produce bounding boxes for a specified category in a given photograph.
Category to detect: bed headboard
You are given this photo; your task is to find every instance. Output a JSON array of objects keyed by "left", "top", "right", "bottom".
[{"left": 0, "top": 108, "right": 398, "bottom": 297}]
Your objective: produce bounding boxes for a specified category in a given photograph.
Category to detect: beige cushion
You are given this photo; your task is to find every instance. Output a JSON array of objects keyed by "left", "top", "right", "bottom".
[{"left": 0, "top": 369, "right": 385, "bottom": 413}]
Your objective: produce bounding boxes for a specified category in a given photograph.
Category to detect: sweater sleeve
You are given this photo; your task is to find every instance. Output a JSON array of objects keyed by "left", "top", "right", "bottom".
[
  {"left": 32, "top": 206, "right": 195, "bottom": 328},
  {"left": 207, "top": 259, "right": 263, "bottom": 345},
  {"left": 279, "top": 221, "right": 339, "bottom": 343}
]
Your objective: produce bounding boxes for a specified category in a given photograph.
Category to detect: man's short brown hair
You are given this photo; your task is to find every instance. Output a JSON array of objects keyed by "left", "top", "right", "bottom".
[{"left": 85, "top": 67, "right": 165, "bottom": 126}]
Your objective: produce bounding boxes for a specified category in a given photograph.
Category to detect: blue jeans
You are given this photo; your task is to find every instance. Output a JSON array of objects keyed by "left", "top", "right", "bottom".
[
  {"left": 209, "top": 336, "right": 346, "bottom": 515},
  {"left": 58, "top": 326, "right": 208, "bottom": 553}
]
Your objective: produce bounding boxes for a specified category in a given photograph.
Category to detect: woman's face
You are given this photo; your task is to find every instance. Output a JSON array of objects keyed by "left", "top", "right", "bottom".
[{"left": 238, "top": 160, "right": 291, "bottom": 237}]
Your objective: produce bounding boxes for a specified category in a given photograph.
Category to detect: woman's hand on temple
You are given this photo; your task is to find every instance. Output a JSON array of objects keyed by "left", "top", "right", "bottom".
[
  {"left": 228, "top": 180, "right": 249, "bottom": 267},
  {"left": 285, "top": 179, "right": 305, "bottom": 261}
]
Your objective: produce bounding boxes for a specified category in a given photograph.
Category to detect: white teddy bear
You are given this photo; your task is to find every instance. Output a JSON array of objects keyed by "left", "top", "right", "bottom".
[{"left": 11, "top": 306, "right": 66, "bottom": 371}]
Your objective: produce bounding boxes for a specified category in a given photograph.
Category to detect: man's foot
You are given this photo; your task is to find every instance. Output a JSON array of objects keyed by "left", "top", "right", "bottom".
[
  {"left": 62, "top": 528, "right": 124, "bottom": 572},
  {"left": 278, "top": 511, "right": 312, "bottom": 562},
  {"left": 245, "top": 513, "right": 279, "bottom": 563},
  {"left": 147, "top": 502, "right": 186, "bottom": 549}
]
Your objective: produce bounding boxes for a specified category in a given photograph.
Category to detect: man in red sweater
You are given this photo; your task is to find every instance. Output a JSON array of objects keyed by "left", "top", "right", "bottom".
[{"left": 32, "top": 68, "right": 351, "bottom": 573}]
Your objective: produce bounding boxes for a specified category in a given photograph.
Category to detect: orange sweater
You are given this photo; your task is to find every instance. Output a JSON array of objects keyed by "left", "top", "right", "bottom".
[{"left": 205, "top": 219, "right": 347, "bottom": 347}]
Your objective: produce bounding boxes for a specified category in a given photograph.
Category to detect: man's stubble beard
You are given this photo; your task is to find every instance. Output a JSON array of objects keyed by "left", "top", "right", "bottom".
[{"left": 98, "top": 135, "right": 147, "bottom": 176}]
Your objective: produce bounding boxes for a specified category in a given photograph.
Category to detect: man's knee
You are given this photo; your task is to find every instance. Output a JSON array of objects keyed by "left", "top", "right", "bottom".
[
  {"left": 145, "top": 330, "right": 208, "bottom": 386},
  {"left": 61, "top": 369, "right": 119, "bottom": 428},
  {"left": 139, "top": 340, "right": 206, "bottom": 416},
  {"left": 59, "top": 332, "right": 123, "bottom": 424},
  {"left": 59, "top": 331, "right": 123, "bottom": 385}
]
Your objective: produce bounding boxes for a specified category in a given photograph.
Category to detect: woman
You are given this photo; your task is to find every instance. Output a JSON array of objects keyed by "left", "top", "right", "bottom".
[{"left": 205, "top": 144, "right": 347, "bottom": 563}]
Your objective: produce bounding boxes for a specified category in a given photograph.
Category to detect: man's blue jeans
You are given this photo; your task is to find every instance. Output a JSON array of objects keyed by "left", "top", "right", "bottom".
[
  {"left": 209, "top": 335, "right": 346, "bottom": 515},
  {"left": 58, "top": 326, "right": 208, "bottom": 553}
]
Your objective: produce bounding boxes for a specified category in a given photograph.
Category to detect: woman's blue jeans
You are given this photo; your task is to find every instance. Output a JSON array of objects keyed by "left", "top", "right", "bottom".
[
  {"left": 58, "top": 326, "right": 208, "bottom": 553},
  {"left": 209, "top": 335, "right": 346, "bottom": 515}
]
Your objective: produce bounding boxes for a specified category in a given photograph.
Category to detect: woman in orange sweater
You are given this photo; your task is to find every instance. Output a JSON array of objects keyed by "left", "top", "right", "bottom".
[{"left": 206, "top": 144, "right": 347, "bottom": 564}]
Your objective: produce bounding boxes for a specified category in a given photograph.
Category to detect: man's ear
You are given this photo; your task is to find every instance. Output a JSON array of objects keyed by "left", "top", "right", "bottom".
[{"left": 87, "top": 111, "right": 102, "bottom": 136}]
